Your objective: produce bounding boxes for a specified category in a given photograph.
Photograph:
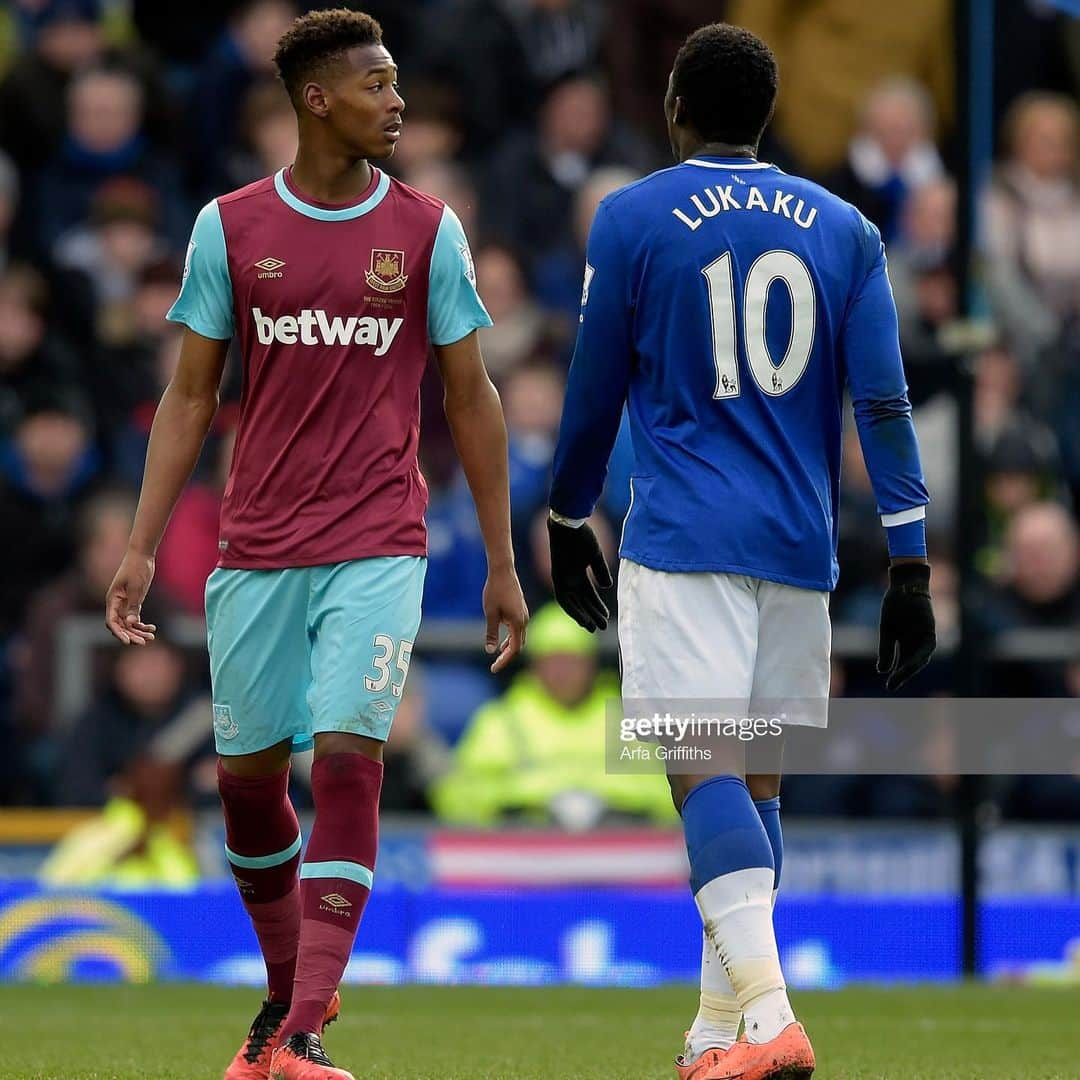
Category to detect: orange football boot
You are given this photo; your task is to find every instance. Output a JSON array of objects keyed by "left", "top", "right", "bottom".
[
  {"left": 269, "top": 1032, "right": 354, "bottom": 1080},
  {"left": 224, "top": 992, "right": 341, "bottom": 1080},
  {"left": 675, "top": 1023, "right": 815, "bottom": 1080}
]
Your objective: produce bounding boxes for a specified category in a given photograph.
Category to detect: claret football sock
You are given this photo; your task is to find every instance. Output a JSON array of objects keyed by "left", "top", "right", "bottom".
[
  {"left": 754, "top": 795, "right": 783, "bottom": 904},
  {"left": 218, "top": 761, "right": 302, "bottom": 1002},
  {"left": 682, "top": 776, "right": 795, "bottom": 1046},
  {"left": 281, "top": 752, "right": 382, "bottom": 1040}
]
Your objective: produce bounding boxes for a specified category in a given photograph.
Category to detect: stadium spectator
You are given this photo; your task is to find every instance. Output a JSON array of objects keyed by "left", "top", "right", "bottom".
[
  {"left": 474, "top": 244, "right": 563, "bottom": 377},
  {"left": 400, "top": 159, "right": 480, "bottom": 242},
  {"left": 88, "top": 258, "right": 185, "bottom": 448},
  {"left": 29, "top": 65, "right": 189, "bottom": 255},
  {"left": 385, "top": 79, "right": 466, "bottom": 176},
  {"left": 0, "top": 389, "right": 101, "bottom": 636},
  {"left": 728, "top": 0, "right": 953, "bottom": 175},
  {"left": 11, "top": 487, "right": 137, "bottom": 776},
  {"left": 973, "top": 345, "right": 1025, "bottom": 451},
  {"left": 606, "top": 0, "right": 726, "bottom": 151},
  {"left": 0, "top": 0, "right": 107, "bottom": 172},
  {"left": 130, "top": 1, "right": 247, "bottom": 70},
  {"left": 188, "top": 0, "right": 298, "bottom": 196},
  {"left": 38, "top": 768, "right": 200, "bottom": 884},
  {"left": 482, "top": 73, "right": 654, "bottom": 265},
  {"left": 532, "top": 164, "right": 640, "bottom": 325},
  {"left": 504, "top": 361, "right": 565, "bottom": 524},
  {"left": 979, "top": 420, "right": 1063, "bottom": 571},
  {"left": 378, "top": 663, "right": 449, "bottom": 815},
  {"left": 826, "top": 78, "right": 945, "bottom": 245},
  {"left": 983, "top": 92, "right": 1080, "bottom": 366},
  {"left": 421, "top": 469, "right": 489, "bottom": 620},
  {"left": 52, "top": 178, "right": 169, "bottom": 348},
  {"left": 41, "top": 627, "right": 205, "bottom": 883},
  {"left": 55, "top": 625, "right": 198, "bottom": 805},
  {"left": 431, "top": 603, "right": 674, "bottom": 827},
  {"left": 222, "top": 78, "right": 298, "bottom": 191},
  {"left": 0, "top": 265, "right": 80, "bottom": 436},
  {"left": 419, "top": 0, "right": 608, "bottom": 158},
  {"left": 889, "top": 178, "right": 958, "bottom": 398},
  {"left": 835, "top": 425, "right": 889, "bottom": 621},
  {"left": 982, "top": 502, "right": 1080, "bottom": 634}
]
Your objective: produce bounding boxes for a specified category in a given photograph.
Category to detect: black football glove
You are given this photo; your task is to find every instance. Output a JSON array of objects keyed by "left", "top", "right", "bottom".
[
  {"left": 547, "top": 517, "right": 613, "bottom": 632},
  {"left": 877, "top": 562, "right": 936, "bottom": 691}
]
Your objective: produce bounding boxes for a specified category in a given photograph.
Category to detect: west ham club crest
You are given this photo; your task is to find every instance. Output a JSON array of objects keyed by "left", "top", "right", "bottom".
[{"left": 365, "top": 249, "right": 408, "bottom": 293}]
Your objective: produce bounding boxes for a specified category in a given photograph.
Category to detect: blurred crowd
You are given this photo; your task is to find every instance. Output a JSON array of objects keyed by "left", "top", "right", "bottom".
[{"left": 0, "top": 1, "right": 1077, "bottom": 836}]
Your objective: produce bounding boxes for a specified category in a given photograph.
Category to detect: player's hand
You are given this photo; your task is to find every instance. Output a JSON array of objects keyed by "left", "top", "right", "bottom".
[
  {"left": 548, "top": 517, "right": 612, "bottom": 632},
  {"left": 483, "top": 566, "right": 529, "bottom": 674},
  {"left": 105, "top": 548, "right": 158, "bottom": 646},
  {"left": 877, "top": 561, "right": 936, "bottom": 691}
]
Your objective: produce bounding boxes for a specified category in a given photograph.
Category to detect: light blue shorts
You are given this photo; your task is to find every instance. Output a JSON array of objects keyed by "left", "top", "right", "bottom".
[{"left": 205, "top": 557, "right": 426, "bottom": 755}]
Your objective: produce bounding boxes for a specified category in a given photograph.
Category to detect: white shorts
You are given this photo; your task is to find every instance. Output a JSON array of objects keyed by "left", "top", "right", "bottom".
[{"left": 617, "top": 559, "right": 831, "bottom": 727}]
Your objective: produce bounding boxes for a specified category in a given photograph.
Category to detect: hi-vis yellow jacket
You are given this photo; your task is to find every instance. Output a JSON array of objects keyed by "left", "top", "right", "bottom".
[{"left": 431, "top": 672, "right": 677, "bottom": 826}]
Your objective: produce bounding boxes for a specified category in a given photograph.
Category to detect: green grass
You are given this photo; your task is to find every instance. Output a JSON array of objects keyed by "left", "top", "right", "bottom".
[{"left": 1, "top": 983, "right": 1079, "bottom": 1078}]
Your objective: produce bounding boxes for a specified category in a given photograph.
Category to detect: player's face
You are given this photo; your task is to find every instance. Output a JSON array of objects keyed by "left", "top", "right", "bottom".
[{"left": 324, "top": 44, "right": 404, "bottom": 159}]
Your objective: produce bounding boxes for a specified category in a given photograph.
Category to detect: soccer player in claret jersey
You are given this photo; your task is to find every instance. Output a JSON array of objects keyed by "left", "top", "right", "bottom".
[
  {"left": 104, "top": 10, "right": 528, "bottom": 1080},
  {"left": 548, "top": 23, "right": 937, "bottom": 1080}
]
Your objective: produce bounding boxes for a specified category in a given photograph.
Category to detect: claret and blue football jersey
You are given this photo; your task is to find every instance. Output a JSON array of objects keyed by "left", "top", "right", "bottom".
[
  {"left": 550, "top": 156, "right": 929, "bottom": 591},
  {"left": 167, "top": 166, "right": 491, "bottom": 570}
]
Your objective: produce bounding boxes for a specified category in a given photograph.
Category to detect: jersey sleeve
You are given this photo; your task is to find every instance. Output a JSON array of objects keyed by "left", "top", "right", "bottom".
[
  {"left": 166, "top": 200, "right": 234, "bottom": 340},
  {"left": 841, "top": 215, "right": 930, "bottom": 552},
  {"left": 549, "top": 198, "right": 635, "bottom": 520},
  {"left": 428, "top": 204, "right": 492, "bottom": 346}
]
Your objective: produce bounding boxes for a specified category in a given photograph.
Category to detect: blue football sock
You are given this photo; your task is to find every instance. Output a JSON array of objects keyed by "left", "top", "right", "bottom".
[
  {"left": 754, "top": 796, "right": 783, "bottom": 891},
  {"left": 682, "top": 776, "right": 773, "bottom": 894}
]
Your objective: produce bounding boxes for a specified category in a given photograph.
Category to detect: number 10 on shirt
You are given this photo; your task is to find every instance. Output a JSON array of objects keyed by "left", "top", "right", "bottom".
[{"left": 703, "top": 249, "right": 816, "bottom": 399}]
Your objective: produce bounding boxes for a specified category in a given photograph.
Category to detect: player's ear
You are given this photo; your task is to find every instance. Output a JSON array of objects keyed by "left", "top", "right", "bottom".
[
  {"left": 672, "top": 95, "right": 689, "bottom": 129},
  {"left": 303, "top": 82, "right": 330, "bottom": 118}
]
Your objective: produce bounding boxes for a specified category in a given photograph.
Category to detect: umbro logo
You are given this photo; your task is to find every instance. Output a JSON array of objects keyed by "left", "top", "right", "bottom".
[
  {"left": 319, "top": 893, "right": 353, "bottom": 916},
  {"left": 255, "top": 257, "right": 285, "bottom": 279}
]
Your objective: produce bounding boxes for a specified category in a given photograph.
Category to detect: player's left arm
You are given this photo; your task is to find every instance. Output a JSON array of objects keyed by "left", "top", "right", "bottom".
[
  {"left": 842, "top": 220, "right": 936, "bottom": 690},
  {"left": 429, "top": 205, "right": 528, "bottom": 673}
]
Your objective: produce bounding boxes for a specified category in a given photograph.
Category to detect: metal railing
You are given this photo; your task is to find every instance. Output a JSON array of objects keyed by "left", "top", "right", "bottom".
[{"left": 54, "top": 614, "right": 1079, "bottom": 732}]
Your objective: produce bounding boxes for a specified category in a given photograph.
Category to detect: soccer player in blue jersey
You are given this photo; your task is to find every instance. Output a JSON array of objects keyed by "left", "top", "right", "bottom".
[{"left": 548, "top": 23, "right": 936, "bottom": 1080}]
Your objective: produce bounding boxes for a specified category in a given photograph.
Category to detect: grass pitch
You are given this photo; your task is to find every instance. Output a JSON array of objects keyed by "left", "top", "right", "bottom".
[{"left": 2, "top": 983, "right": 1078, "bottom": 1079}]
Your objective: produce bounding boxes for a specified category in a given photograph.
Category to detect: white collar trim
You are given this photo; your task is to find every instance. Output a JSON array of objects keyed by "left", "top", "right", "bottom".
[{"left": 685, "top": 158, "right": 774, "bottom": 170}]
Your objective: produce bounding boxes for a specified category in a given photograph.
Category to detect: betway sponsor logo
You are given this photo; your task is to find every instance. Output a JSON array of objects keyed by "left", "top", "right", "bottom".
[{"left": 252, "top": 308, "right": 403, "bottom": 355}]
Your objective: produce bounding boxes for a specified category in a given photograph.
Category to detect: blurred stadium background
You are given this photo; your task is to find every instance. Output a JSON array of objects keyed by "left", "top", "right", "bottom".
[{"left": 0, "top": 0, "right": 1078, "bottom": 1002}]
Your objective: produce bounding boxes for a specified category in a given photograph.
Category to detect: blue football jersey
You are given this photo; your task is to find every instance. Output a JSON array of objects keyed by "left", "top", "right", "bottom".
[{"left": 549, "top": 156, "right": 929, "bottom": 591}]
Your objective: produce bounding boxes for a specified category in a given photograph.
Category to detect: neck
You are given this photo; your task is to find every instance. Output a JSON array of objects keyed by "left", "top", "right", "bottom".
[
  {"left": 290, "top": 135, "right": 373, "bottom": 204},
  {"left": 679, "top": 140, "right": 757, "bottom": 164}
]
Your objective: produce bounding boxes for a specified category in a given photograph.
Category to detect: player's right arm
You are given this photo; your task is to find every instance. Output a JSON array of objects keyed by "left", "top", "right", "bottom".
[
  {"left": 105, "top": 201, "right": 234, "bottom": 645},
  {"left": 547, "top": 199, "right": 634, "bottom": 631},
  {"left": 841, "top": 215, "right": 936, "bottom": 689}
]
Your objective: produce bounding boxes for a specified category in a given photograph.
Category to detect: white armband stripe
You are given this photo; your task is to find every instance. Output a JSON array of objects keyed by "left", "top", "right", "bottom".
[{"left": 881, "top": 506, "right": 927, "bottom": 528}]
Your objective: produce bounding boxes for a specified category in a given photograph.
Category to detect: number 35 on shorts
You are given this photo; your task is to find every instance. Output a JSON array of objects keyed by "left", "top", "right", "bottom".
[{"left": 365, "top": 634, "right": 413, "bottom": 698}]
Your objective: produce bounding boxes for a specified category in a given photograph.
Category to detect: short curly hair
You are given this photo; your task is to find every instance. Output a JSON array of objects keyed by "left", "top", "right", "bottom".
[
  {"left": 273, "top": 8, "right": 383, "bottom": 103},
  {"left": 671, "top": 23, "right": 778, "bottom": 148}
]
